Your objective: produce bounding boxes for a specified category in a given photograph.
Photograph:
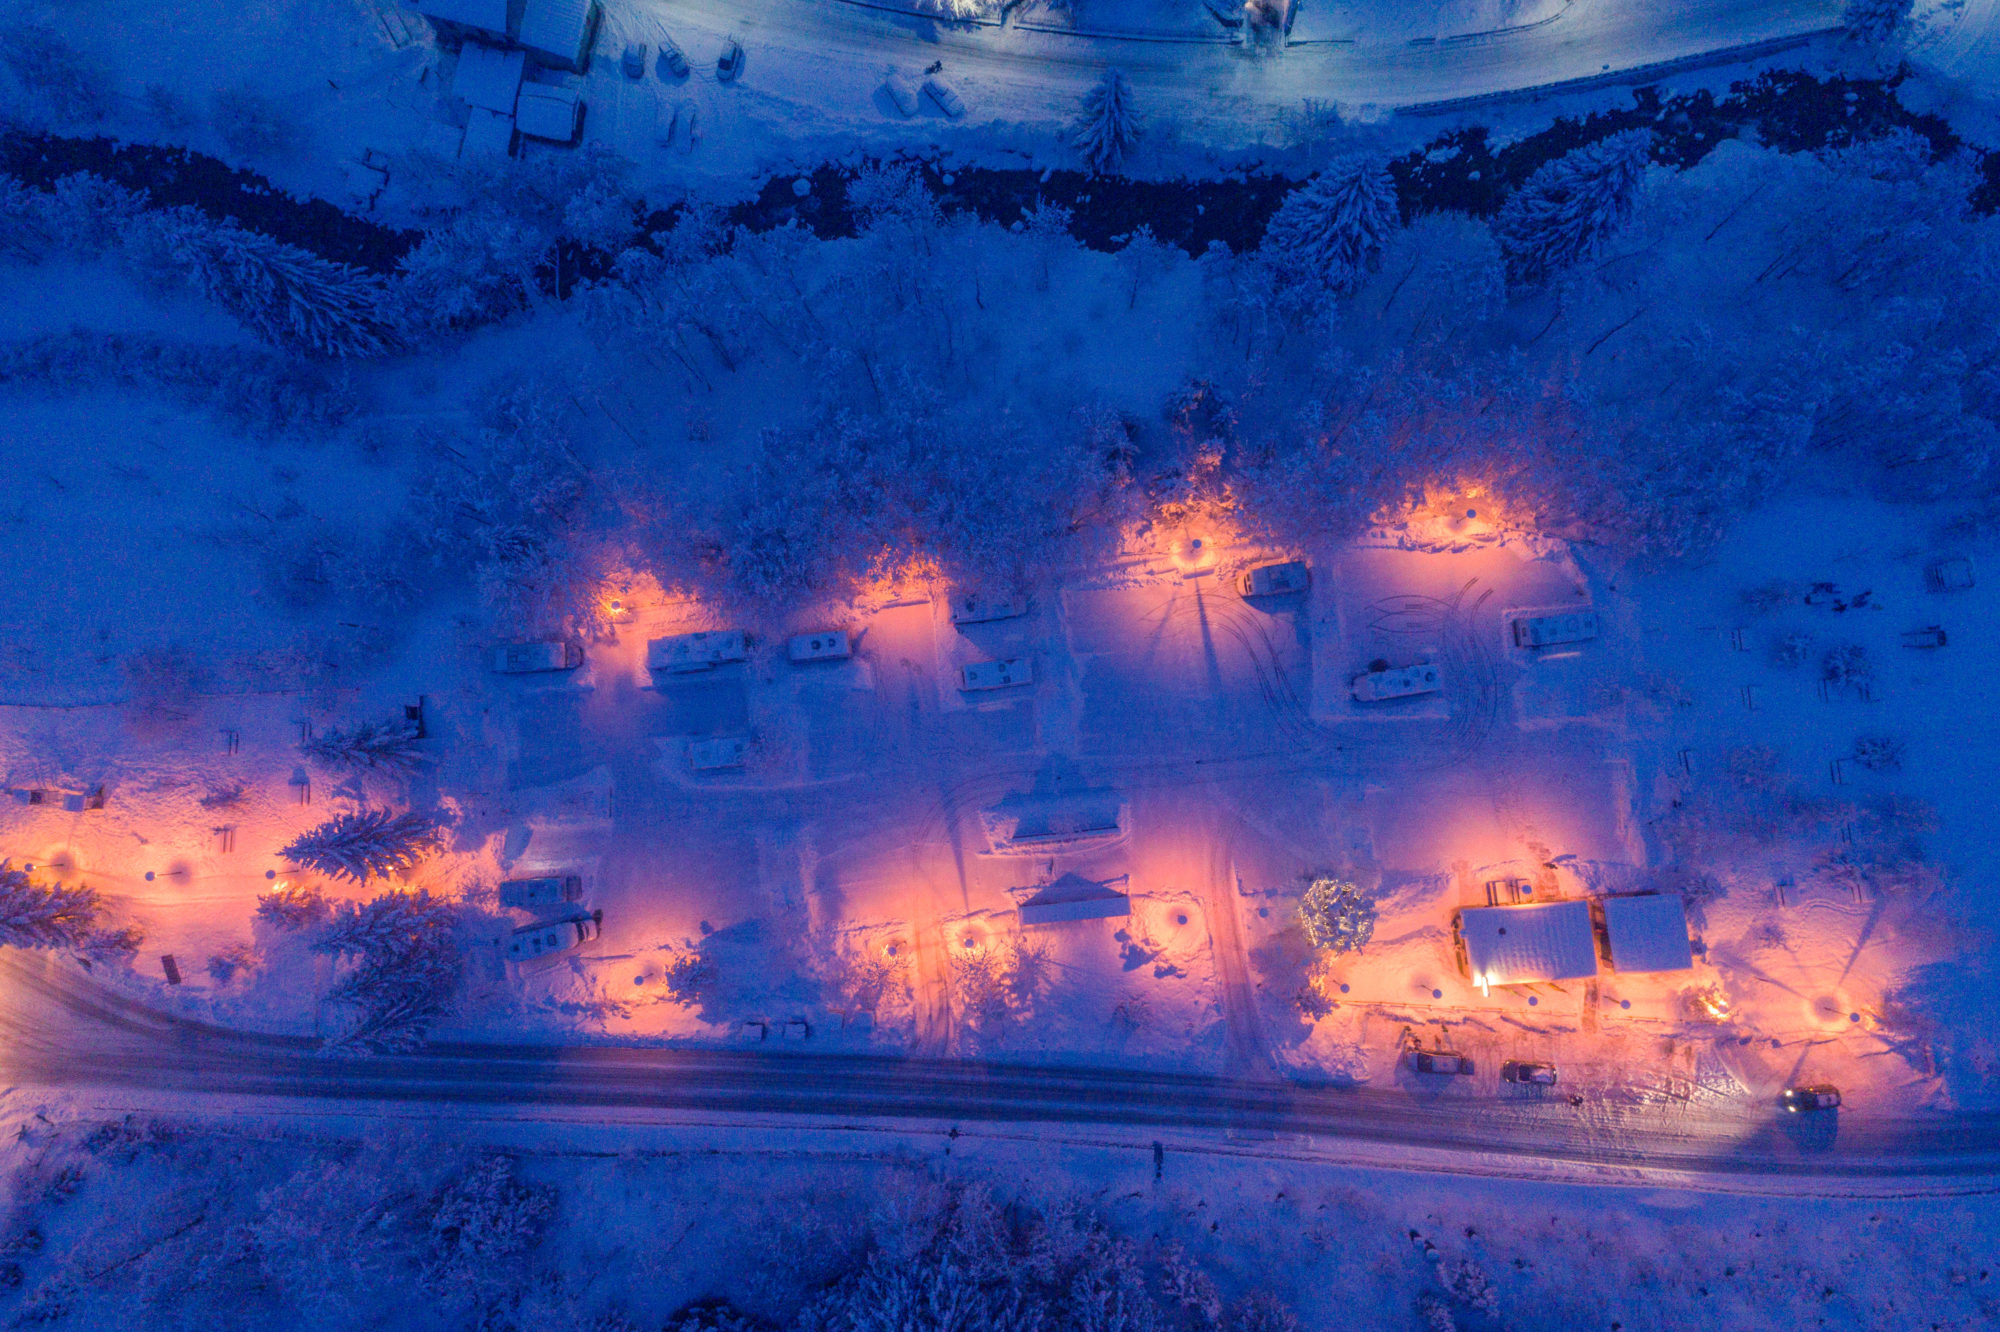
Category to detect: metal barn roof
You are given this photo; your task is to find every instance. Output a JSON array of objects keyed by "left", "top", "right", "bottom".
[
  {"left": 1602, "top": 894, "right": 1694, "bottom": 974},
  {"left": 1458, "top": 901, "right": 1598, "bottom": 987},
  {"left": 518, "top": 0, "right": 598, "bottom": 68}
]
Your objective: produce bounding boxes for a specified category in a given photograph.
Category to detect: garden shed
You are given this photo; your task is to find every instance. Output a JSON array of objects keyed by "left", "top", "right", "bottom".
[
  {"left": 1456, "top": 901, "right": 1598, "bottom": 989},
  {"left": 1601, "top": 894, "right": 1695, "bottom": 974}
]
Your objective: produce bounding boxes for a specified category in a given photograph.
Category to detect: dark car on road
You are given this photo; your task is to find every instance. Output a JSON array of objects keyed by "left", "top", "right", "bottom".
[
  {"left": 1502, "top": 1061, "right": 1558, "bottom": 1085},
  {"left": 1780, "top": 1085, "right": 1842, "bottom": 1112},
  {"left": 1410, "top": 1051, "right": 1473, "bottom": 1076}
]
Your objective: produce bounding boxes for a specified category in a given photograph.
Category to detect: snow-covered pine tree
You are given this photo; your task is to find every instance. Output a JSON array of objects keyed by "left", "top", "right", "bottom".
[
  {"left": 1074, "top": 68, "right": 1139, "bottom": 176},
  {"left": 0, "top": 860, "right": 99, "bottom": 949},
  {"left": 1298, "top": 876, "right": 1375, "bottom": 954},
  {"left": 300, "top": 716, "right": 426, "bottom": 774},
  {"left": 1843, "top": 0, "right": 1913, "bottom": 45},
  {"left": 1261, "top": 154, "right": 1400, "bottom": 294},
  {"left": 313, "top": 888, "right": 463, "bottom": 1051},
  {"left": 281, "top": 808, "right": 443, "bottom": 883},
  {"left": 1491, "top": 128, "right": 1653, "bottom": 286},
  {"left": 138, "top": 208, "right": 391, "bottom": 357}
]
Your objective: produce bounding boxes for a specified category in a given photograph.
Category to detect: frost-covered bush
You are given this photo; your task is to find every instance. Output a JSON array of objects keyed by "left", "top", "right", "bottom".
[
  {"left": 1298, "top": 877, "right": 1375, "bottom": 954},
  {"left": 210, "top": 85, "right": 300, "bottom": 159},
  {"left": 1073, "top": 68, "right": 1139, "bottom": 175},
  {"left": 129, "top": 208, "right": 392, "bottom": 357},
  {"left": 0, "top": 862, "right": 101, "bottom": 950},
  {"left": 256, "top": 882, "right": 331, "bottom": 930},
  {"left": 282, "top": 809, "right": 446, "bottom": 883},
  {"left": 1492, "top": 129, "right": 1653, "bottom": 285},
  {"left": 1843, "top": 0, "right": 1913, "bottom": 44},
  {"left": 301, "top": 717, "right": 426, "bottom": 774},
  {"left": 0, "top": 25, "right": 110, "bottom": 124},
  {"left": 1772, "top": 632, "right": 1815, "bottom": 668},
  {"left": 1262, "top": 155, "right": 1400, "bottom": 295},
  {"left": 424, "top": 1155, "right": 556, "bottom": 1295},
  {"left": 1853, "top": 734, "right": 1904, "bottom": 771},
  {"left": 0, "top": 329, "right": 357, "bottom": 433},
  {"left": 314, "top": 889, "right": 464, "bottom": 1051},
  {"left": 1822, "top": 642, "right": 1872, "bottom": 685},
  {"left": 393, "top": 145, "right": 642, "bottom": 335}
]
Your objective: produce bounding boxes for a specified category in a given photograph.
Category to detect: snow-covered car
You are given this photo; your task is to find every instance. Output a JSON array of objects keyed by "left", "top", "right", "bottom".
[
  {"left": 657, "top": 39, "right": 689, "bottom": 80},
  {"left": 882, "top": 75, "right": 918, "bottom": 118},
  {"left": 961, "top": 658, "right": 1033, "bottom": 691},
  {"left": 950, "top": 592, "right": 1028, "bottom": 625},
  {"left": 1780, "top": 1085, "right": 1841, "bottom": 1113},
  {"left": 1351, "top": 663, "right": 1441, "bottom": 702},
  {"left": 491, "top": 640, "right": 584, "bottom": 673},
  {"left": 1512, "top": 610, "right": 1598, "bottom": 649},
  {"left": 922, "top": 77, "right": 964, "bottom": 119},
  {"left": 1239, "top": 560, "right": 1309, "bottom": 598},
  {"left": 717, "top": 38, "right": 745, "bottom": 82},
  {"left": 688, "top": 736, "right": 750, "bottom": 771},
  {"left": 1501, "top": 1061, "right": 1558, "bottom": 1085},
  {"left": 498, "top": 874, "right": 583, "bottom": 909},
  {"left": 504, "top": 910, "right": 601, "bottom": 962},
  {"left": 787, "top": 631, "right": 851, "bottom": 663},
  {"left": 621, "top": 42, "right": 647, "bottom": 78},
  {"left": 1409, "top": 1051, "right": 1473, "bottom": 1076}
]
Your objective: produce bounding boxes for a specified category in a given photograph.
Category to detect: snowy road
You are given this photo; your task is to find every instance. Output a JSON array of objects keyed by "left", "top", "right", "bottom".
[
  {"left": 4, "top": 953, "right": 1994, "bottom": 1184},
  {"left": 588, "top": 0, "right": 1844, "bottom": 180}
]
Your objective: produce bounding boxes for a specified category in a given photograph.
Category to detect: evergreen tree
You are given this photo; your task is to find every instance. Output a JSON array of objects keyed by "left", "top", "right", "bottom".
[
  {"left": 282, "top": 808, "right": 443, "bottom": 883},
  {"left": 1261, "top": 154, "right": 1400, "bottom": 294},
  {"left": 0, "top": 860, "right": 98, "bottom": 949},
  {"left": 136, "top": 209, "right": 392, "bottom": 357},
  {"left": 1073, "top": 69, "right": 1139, "bottom": 176},
  {"left": 314, "top": 889, "right": 463, "bottom": 1051},
  {"left": 1492, "top": 129, "right": 1653, "bottom": 286},
  {"left": 301, "top": 717, "right": 426, "bottom": 774}
]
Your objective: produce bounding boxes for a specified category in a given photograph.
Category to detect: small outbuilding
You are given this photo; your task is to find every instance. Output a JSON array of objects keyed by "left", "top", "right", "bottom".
[
  {"left": 517, "top": 0, "right": 601, "bottom": 71},
  {"left": 1601, "top": 894, "right": 1695, "bottom": 974},
  {"left": 413, "top": 0, "right": 515, "bottom": 43},
  {"left": 452, "top": 41, "right": 524, "bottom": 115},
  {"left": 1018, "top": 874, "right": 1130, "bottom": 926},
  {"left": 1456, "top": 901, "right": 1597, "bottom": 990}
]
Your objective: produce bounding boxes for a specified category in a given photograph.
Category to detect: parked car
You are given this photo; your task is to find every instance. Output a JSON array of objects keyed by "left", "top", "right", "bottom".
[
  {"left": 658, "top": 39, "right": 689, "bottom": 80},
  {"left": 621, "top": 42, "right": 647, "bottom": 78},
  {"left": 647, "top": 630, "right": 747, "bottom": 673},
  {"left": 1239, "top": 560, "right": 1310, "bottom": 598},
  {"left": 505, "top": 911, "right": 601, "bottom": 962},
  {"left": 491, "top": 640, "right": 583, "bottom": 673},
  {"left": 717, "top": 38, "right": 745, "bottom": 82},
  {"left": 1501, "top": 1061, "right": 1558, "bottom": 1086},
  {"left": 688, "top": 736, "right": 750, "bottom": 771},
  {"left": 1780, "top": 1084, "right": 1842, "bottom": 1113},
  {"left": 1409, "top": 1050, "right": 1474, "bottom": 1076},
  {"left": 922, "top": 76, "right": 964, "bottom": 119},
  {"left": 882, "top": 74, "right": 919, "bottom": 118},
  {"left": 499, "top": 875, "right": 583, "bottom": 909}
]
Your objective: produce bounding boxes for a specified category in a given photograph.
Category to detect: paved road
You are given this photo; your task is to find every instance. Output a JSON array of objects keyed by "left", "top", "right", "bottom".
[{"left": 6, "top": 954, "right": 1997, "bottom": 1181}]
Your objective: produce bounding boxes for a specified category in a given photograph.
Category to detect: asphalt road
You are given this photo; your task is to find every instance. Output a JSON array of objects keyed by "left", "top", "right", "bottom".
[{"left": 5, "top": 954, "right": 1997, "bottom": 1181}]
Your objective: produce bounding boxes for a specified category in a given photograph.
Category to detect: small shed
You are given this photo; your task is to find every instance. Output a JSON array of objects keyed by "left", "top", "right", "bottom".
[
  {"left": 517, "top": 0, "right": 601, "bottom": 71},
  {"left": 452, "top": 42, "right": 524, "bottom": 115},
  {"left": 1601, "top": 894, "right": 1694, "bottom": 974},
  {"left": 1457, "top": 901, "right": 1597, "bottom": 989},
  {"left": 516, "top": 85, "right": 581, "bottom": 142},
  {"left": 1019, "top": 874, "right": 1130, "bottom": 926}
]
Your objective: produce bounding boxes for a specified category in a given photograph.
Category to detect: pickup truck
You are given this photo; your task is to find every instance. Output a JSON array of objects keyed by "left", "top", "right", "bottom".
[
  {"left": 498, "top": 875, "right": 583, "bottom": 909},
  {"left": 491, "top": 641, "right": 584, "bottom": 673},
  {"left": 505, "top": 911, "right": 601, "bottom": 963}
]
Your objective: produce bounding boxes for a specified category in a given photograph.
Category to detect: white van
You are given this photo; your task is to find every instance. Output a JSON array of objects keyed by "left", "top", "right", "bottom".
[
  {"left": 1512, "top": 611, "right": 1598, "bottom": 649},
  {"left": 787, "top": 631, "right": 851, "bottom": 662},
  {"left": 1351, "top": 663, "right": 1442, "bottom": 702},
  {"left": 961, "top": 658, "right": 1033, "bottom": 691},
  {"left": 505, "top": 911, "right": 601, "bottom": 962},
  {"left": 1239, "top": 561, "right": 1309, "bottom": 598},
  {"left": 950, "top": 593, "right": 1028, "bottom": 625},
  {"left": 648, "top": 630, "right": 748, "bottom": 673}
]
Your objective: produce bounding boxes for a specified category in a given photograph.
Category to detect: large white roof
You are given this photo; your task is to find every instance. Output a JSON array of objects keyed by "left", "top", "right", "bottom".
[
  {"left": 518, "top": 0, "right": 596, "bottom": 63},
  {"left": 1459, "top": 901, "right": 1598, "bottom": 986},
  {"left": 1602, "top": 894, "right": 1694, "bottom": 973}
]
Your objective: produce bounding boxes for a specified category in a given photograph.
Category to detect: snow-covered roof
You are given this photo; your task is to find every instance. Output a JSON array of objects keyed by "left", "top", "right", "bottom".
[
  {"left": 1458, "top": 901, "right": 1597, "bottom": 986},
  {"left": 1602, "top": 894, "right": 1694, "bottom": 974},
  {"left": 517, "top": 0, "right": 598, "bottom": 68},
  {"left": 413, "top": 0, "right": 511, "bottom": 38},
  {"left": 452, "top": 42, "right": 524, "bottom": 116},
  {"left": 461, "top": 108, "right": 515, "bottom": 159}
]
